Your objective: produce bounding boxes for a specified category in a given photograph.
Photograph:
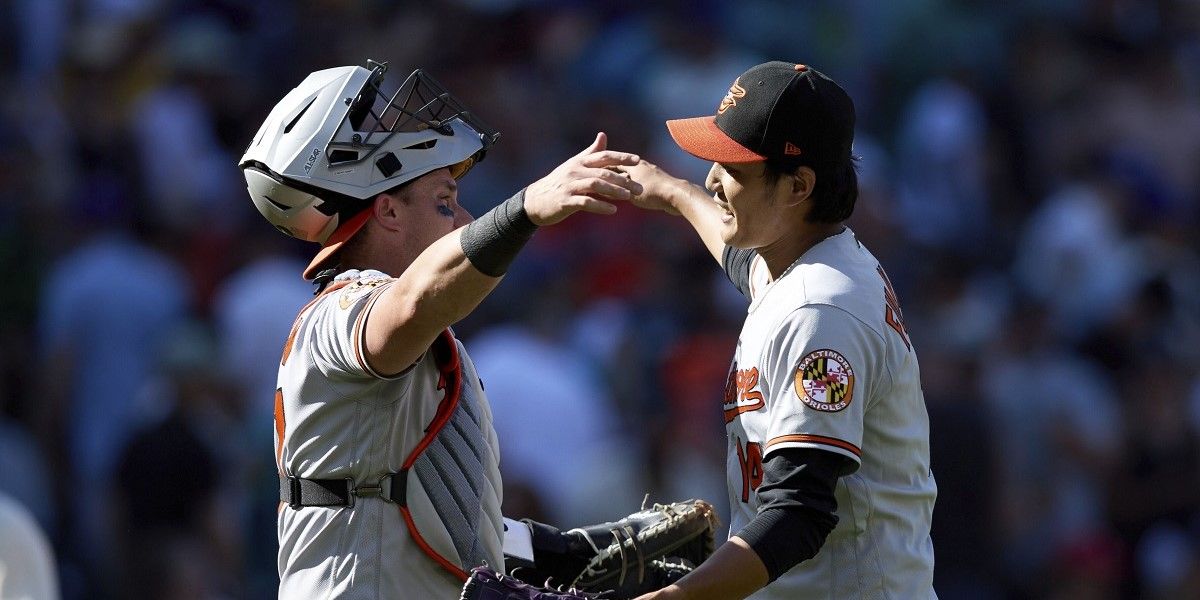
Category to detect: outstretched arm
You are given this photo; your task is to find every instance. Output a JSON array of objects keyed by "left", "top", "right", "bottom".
[
  {"left": 365, "top": 133, "right": 643, "bottom": 375},
  {"left": 617, "top": 160, "right": 728, "bottom": 264}
]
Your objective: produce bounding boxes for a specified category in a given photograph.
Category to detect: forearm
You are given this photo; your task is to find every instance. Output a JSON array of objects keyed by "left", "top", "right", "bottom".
[
  {"left": 664, "top": 177, "right": 728, "bottom": 264},
  {"left": 638, "top": 536, "right": 768, "bottom": 600},
  {"left": 367, "top": 191, "right": 535, "bottom": 373},
  {"left": 641, "top": 449, "right": 849, "bottom": 600}
]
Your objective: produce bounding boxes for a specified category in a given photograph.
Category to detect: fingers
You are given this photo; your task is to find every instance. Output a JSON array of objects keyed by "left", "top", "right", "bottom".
[
  {"left": 568, "top": 168, "right": 643, "bottom": 198},
  {"left": 573, "top": 196, "right": 618, "bottom": 215},
  {"left": 576, "top": 178, "right": 635, "bottom": 200},
  {"left": 592, "top": 167, "right": 644, "bottom": 196},
  {"left": 577, "top": 132, "right": 607, "bottom": 157},
  {"left": 580, "top": 150, "right": 641, "bottom": 168}
]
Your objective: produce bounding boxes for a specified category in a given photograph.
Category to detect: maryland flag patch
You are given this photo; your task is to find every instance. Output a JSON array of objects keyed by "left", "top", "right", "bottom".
[
  {"left": 338, "top": 277, "right": 389, "bottom": 310},
  {"left": 794, "top": 349, "right": 855, "bottom": 412}
]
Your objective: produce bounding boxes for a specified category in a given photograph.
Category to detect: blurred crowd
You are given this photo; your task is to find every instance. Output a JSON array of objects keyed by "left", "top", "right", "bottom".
[{"left": 0, "top": 0, "right": 1198, "bottom": 598}]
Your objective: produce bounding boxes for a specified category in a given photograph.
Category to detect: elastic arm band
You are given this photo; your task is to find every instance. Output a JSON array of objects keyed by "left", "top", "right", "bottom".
[{"left": 460, "top": 188, "right": 538, "bottom": 277}]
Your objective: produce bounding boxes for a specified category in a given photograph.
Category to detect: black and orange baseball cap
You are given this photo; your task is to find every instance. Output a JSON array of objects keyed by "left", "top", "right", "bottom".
[{"left": 666, "top": 61, "right": 855, "bottom": 169}]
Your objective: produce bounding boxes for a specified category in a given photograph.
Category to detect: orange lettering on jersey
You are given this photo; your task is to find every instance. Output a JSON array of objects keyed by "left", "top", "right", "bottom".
[
  {"left": 274, "top": 387, "right": 286, "bottom": 473},
  {"left": 878, "top": 266, "right": 912, "bottom": 351},
  {"left": 736, "top": 437, "right": 764, "bottom": 503},
  {"left": 281, "top": 280, "right": 352, "bottom": 365},
  {"left": 281, "top": 318, "right": 301, "bottom": 366},
  {"left": 724, "top": 365, "right": 766, "bottom": 423},
  {"left": 718, "top": 79, "right": 746, "bottom": 114}
]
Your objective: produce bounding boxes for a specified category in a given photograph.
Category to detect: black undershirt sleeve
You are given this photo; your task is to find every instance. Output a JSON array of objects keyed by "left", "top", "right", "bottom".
[
  {"left": 722, "top": 245, "right": 756, "bottom": 298},
  {"left": 734, "top": 447, "right": 857, "bottom": 582}
]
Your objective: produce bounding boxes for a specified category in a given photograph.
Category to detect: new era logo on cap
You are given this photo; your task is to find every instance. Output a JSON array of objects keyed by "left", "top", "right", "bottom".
[{"left": 664, "top": 61, "right": 855, "bottom": 168}]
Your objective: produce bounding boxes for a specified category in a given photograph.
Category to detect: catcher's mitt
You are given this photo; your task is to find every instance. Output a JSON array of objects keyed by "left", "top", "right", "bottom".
[
  {"left": 460, "top": 566, "right": 602, "bottom": 600},
  {"left": 569, "top": 499, "right": 719, "bottom": 598}
]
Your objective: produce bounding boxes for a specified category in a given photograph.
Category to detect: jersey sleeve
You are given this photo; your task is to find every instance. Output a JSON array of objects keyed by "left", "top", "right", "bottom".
[
  {"left": 722, "top": 246, "right": 755, "bottom": 298},
  {"left": 305, "top": 276, "right": 400, "bottom": 380},
  {"left": 722, "top": 247, "right": 772, "bottom": 301},
  {"left": 761, "top": 304, "right": 884, "bottom": 466}
]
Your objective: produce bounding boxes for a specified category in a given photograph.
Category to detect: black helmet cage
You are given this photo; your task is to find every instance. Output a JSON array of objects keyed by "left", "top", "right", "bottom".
[{"left": 327, "top": 60, "right": 500, "bottom": 170}]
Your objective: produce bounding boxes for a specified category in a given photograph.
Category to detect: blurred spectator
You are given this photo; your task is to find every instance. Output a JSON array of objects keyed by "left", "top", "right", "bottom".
[
  {"left": 467, "top": 280, "right": 647, "bottom": 526},
  {"left": 980, "top": 304, "right": 1122, "bottom": 591},
  {"left": 0, "top": 413, "right": 54, "bottom": 535},
  {"left": 35, "top": 187, "right": 189, "bottom": 592},
  {"left": 212, "top": 238, "right": 311, "bottom": 431},
  {"left": 894, "top": 78, "right": 991, "bottom": 251},
  {"left": 131, "top": 15, "right": 243, "bottom": 235},
  {"left": 0, "top": 491, "right": 60, "bottom": 600},
  {"left": 113, "top": 322, "right": 242, "bottom": 599},
  {"left": 1014, "top": 180, "right": 1141, "bottom": 339}
]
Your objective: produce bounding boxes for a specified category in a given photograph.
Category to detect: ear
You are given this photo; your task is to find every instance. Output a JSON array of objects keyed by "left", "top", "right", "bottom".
[
  {"left": 372, "top": 192, "right": 406, "bottom": 233},
  {"left": 782, "top": 166, "right": 816, "bottom": 208}
]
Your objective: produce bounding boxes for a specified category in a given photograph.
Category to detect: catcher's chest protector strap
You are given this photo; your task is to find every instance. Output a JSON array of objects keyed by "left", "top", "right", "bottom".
[
  {"left": 279, "top": 472, "right": 406, "bottom": 508},
  {"left": 400, "top": 330, "right": 501, "bottom": 582}
]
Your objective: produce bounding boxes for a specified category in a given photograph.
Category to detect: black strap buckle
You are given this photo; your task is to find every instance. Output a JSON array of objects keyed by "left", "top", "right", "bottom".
[
  {"left": 351, "top": 471, "right": 407, "bottom": 505},
  {"left": 287, "top": 476, "right": 303, "bottom": 510},
  {"left": 281, "top": 471, "right": 406, "bottom": 509}
]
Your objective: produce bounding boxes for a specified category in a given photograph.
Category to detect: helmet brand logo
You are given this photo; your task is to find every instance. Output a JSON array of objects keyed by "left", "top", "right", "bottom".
[
  {"left": 718, "top": 79, "right": 746, "bottom": 114},
  {"left": 303, "top": 148, "right": 321, "bottom": 174}
]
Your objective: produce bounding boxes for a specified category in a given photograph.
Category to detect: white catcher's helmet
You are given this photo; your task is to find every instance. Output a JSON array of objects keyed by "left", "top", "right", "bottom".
[{"left": 239, "top": 60, "right": 499, "bottom": 251}]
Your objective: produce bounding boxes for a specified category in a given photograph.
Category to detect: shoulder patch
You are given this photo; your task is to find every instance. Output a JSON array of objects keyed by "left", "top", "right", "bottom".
[
  {"left": 338, "top": 277, "right": 389, "bottom": 309},
  {"left": 794, "top": 349, "right": 855, "bottom": 412}
]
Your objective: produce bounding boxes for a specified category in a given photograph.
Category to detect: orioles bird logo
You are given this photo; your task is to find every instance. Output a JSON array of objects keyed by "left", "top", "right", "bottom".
[{"left": 718, "top": 79, "right": 746, "bottom": 114}]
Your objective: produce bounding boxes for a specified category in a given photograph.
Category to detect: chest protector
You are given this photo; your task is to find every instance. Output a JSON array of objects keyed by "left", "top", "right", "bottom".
[{"left": 400, "top": 330, "right": 503, "bottom": 581}]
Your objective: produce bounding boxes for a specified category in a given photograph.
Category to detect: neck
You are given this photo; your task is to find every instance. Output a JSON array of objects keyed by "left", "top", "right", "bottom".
[
  {"left": 756, "top": 223, "right": 845, "bottom": 280},
  {"left": 342, "top": 242, "right": 419, "bottom": 278}
]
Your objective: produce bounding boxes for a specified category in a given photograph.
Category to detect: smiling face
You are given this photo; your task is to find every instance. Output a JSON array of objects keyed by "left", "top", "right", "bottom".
[{"left": 705, "top": 160, "right": 792, "bottom": 249}]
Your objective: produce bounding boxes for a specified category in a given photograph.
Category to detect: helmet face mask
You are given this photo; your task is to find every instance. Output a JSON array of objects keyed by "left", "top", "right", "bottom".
[
  {"left": 239, "top": 60, "right": 499, "bottom": 244},
  {"left": 329, "top": 62, "right": 498, "bottom": 167}
]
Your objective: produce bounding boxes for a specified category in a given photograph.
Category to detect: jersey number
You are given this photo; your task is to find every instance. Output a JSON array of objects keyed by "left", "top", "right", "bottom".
[
  {"left": 736, "top": 437, "right": 763, "bottom": 503},
  {"left": 274, "top": 387, "right": 286, "bottom": 474}
]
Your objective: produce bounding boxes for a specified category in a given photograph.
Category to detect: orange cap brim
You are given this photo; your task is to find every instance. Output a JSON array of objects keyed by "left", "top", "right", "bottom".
[
  {"left": 302, "top": 209, "right": 372, "bottom": 280},
  {"left": 665, "top": 116, "right": 767, "bottom": 163}
]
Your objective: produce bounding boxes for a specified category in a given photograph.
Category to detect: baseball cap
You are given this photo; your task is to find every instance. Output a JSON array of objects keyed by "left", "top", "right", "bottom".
[
  {"left": 666, "top": 61, "right": 855, "bottom": 169},
  {"left": 302, "top": 208, "right": 371, "bottom": 280}
]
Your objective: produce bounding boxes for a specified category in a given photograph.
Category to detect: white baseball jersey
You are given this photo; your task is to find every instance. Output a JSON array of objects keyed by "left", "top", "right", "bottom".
[
  {"left": 274, "top": 269, "right": 504, "bottom": 600},
  {"left": 723, "top": 229, "right": 937, "bottom": 599}
]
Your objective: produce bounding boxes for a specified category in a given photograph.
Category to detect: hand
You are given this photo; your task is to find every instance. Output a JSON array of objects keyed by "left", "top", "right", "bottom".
[
  {"left": 612, "top": 159, "right": 684, "bottom": 216},
  {"left": 634, "top": 585, "right": 686, "bottom": 600},
  {"left": 523, "top": 132, "right": 643, "bottom": 226}
]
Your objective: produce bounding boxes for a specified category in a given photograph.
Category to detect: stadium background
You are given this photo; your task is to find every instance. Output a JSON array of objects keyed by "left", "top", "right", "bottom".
[{"left": 1, "top": 0, "right": 1198, "bottom": 598}]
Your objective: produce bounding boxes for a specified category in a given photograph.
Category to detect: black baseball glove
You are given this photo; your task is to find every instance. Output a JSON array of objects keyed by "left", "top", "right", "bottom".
[
  {"left": 460, "top": 566, "right": 602, "bottom": 600},
  {"left": 511, "top": 499, "right": 719, "bottom": 599}
]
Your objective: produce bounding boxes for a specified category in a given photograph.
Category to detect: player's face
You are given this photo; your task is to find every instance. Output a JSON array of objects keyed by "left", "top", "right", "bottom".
[
  {"left": 396, "top": 167, "right": 473, "bottom": 247},
  {"left": 705, "top": 161, "right": 790, "bottom": 249}
]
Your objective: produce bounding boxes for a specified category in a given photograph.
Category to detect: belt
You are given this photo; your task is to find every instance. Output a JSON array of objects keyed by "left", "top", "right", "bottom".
[{"left": 280, "top": 472, "right": 407, "bottom": 509}]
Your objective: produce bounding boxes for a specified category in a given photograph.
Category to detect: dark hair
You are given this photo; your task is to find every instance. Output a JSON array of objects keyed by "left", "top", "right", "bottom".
[{"left": 763, "top": 155, "right": 860, "bottom": 223}]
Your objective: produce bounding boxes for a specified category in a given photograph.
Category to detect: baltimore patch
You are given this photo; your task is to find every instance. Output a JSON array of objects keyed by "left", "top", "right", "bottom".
[{"left": 794, "top": 348, "right": 855, "bottom": 412}]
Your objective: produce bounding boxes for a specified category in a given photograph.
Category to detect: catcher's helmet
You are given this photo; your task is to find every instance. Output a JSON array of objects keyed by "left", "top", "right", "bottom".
[{"left": 239, "top": 60, "right": 498, "bottom": 277}]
